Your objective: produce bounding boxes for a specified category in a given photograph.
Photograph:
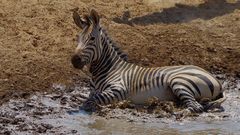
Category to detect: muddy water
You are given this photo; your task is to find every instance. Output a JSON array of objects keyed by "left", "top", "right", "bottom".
[{"left": 0, "top": 75, "right": 239, "bottom": 135}]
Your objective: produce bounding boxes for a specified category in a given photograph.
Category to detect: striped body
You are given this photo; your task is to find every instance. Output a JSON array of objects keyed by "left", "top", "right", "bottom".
[
  {"left": 71, "top": 10, "right": 225, "bottom": 112},
  {"left": 89, "top": 49, "right": 223, "bottom": 105},
  {"left": 128, "top": 65, "right": 222, "bottom": 104}
]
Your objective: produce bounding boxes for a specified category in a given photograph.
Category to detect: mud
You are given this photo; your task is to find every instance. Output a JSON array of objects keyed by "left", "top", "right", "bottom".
[
  {"left": 0, "top": 0, "right": 240, "bottom": 134},
  {"left": 1, "top": 0, "right": 240, "bottom": 103},
  {"left": 0, "top": 75, "right": 239, "bottom": 134}
]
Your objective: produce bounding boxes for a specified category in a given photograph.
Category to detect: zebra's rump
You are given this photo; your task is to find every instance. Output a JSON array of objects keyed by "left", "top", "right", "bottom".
[{"left": 166, "top": 65, "right": 223, "bottom": 100}]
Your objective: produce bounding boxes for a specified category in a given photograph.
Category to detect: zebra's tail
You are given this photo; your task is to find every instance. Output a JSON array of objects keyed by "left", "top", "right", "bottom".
[{"left": 202, "top": 92, "right": 227, "bottom": 112}]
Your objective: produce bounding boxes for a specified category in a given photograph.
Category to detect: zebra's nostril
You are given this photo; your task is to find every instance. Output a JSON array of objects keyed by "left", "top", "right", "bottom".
[{"left": 71, "top": 55, "right": 84, "bottom": 69}]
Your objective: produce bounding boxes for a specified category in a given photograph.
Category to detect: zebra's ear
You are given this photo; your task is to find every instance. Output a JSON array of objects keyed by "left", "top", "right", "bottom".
[
  {"left": 73, "top": 11, "right": 89, "bottom": 29},
  {"left": 90, "top": 9, "right": 100, "bottom": 26}
]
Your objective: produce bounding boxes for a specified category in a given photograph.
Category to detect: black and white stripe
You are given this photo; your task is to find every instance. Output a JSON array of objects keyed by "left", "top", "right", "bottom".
[{"left": 72, "top": 10, "right": 226, "bottom": 113}]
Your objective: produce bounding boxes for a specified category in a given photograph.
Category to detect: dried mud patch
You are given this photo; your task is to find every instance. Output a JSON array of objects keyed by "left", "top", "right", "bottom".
[{"left": 0, "top": 0, "right": 240, "bottom": 104}]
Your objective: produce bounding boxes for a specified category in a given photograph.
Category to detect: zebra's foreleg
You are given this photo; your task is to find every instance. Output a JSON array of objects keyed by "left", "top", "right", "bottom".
[
  {"left": 173, "top": 88, "right": 204, "bottom": 113},
  {"left": 82, "top": 88, "right": 126, "bottom": 111}
]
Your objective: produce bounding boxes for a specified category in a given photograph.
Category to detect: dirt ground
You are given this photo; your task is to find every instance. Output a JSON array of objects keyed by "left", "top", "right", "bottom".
[{"left": 0, "top": 0, "right": 240, "bottom": 104}]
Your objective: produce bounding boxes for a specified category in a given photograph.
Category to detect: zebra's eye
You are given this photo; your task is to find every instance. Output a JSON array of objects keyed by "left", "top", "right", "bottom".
[{"left": 90, "top": 37, "right": 95, "bottom": 40}]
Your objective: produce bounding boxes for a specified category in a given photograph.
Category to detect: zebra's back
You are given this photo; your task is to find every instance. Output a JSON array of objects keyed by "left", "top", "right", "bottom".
[{"left": 124, "top": 65, "right": 223, "bottom": 104}]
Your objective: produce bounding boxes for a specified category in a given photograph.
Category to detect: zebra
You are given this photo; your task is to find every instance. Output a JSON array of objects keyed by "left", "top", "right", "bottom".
[{"left": 71, "top": 9, "right": 226, "bottom": 114}]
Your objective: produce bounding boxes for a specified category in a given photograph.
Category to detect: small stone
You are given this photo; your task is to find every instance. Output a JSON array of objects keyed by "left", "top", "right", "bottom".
[
  {"left": 71, "top": 130, "right": 78, "bottom": 134},
  {"left": 41, "top": 123, "right": 53, "bottom": 130},
  {"left": 222, "top": 115, "right": 230, "bottom": 118},
  {"left": 37, "top": 125, "right": 47, "bottom": 133},
  {"left": 156, "top": 114, "right": 164, "bottom": 118},
  {"left": 60, "top": 97, "right": 68, "bottom": 105},
  {"left": 30, "top": 95, "right": 38, "bottom": 100},
  {"left": 177, "top": 29, "right": 187, "bottom": 34},
  {"left": 26, "top": 102, "right": 35, "bottom": 107},
  {"left": 51, "top": 93, "right": 63, "bottom": 100},
  {"left": 217, "top": 23, "right": 224, "bottom": 27},
  {"left": 215, "top": 74, "right": 225, "bottom": 80},
  {"left": 179, "top": 122, "right": 184, "bottom": 126},
  {"left": 127, "top": 119, "right": 134, "bottom": 122},
  {"left": 207, "top": 47, "right": 217, "bottom": 53}
]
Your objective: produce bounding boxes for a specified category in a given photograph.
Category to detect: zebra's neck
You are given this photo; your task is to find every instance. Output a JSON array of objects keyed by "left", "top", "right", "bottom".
[
  {"left": 89, "top": 34, "right": 124, "bottom": 77},
  {"left": 101, "top": 28, "right": 128, "bottom": 61}
]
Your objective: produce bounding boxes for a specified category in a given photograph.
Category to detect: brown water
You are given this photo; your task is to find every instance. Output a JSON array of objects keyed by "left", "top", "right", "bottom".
[{"left": 0, "top": 75, "right": 239, "bottom": 135}]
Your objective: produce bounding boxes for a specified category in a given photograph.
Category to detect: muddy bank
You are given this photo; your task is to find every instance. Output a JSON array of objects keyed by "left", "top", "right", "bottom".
[
  {"left": 0, "top": 75, "right": 239, "bottom": 134},
  {"left": 0, "top": 0, "right": 240, "bottom": 103}
]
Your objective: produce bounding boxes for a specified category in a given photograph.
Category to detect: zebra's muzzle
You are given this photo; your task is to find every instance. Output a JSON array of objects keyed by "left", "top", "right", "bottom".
[{"left": 71, "top": 55, "right": 85, "bottom": 69}]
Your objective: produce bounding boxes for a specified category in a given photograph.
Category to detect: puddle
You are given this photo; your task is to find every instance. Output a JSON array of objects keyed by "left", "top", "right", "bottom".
[{"left": 0, "top": 75, "right": 239, "bottom": 134}]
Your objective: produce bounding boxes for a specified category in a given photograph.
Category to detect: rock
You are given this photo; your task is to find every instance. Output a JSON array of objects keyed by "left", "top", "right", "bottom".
[
  {"left": 30, "top": 95, "right": 38, "bottom": 101},
  {"left": 60, "top": 97, "right": 68, "bottom": 105},
  {"left": 50, "top": 93, "right": 63, "bottom": 100},
  {"left": 37, "top": 125, "right": 47, "bottom": 133},
  {"left": 215, "top": 74, "right": 226, "bottom": 80},
  {"left": 69, "top": 103, "right": 79, "bottom": 108},
  {"left": 156, "top": 114, "right": 165, "bottom": 118},
  {"left": 26, "top": 102, "right": 35, "bottom": 108},
  {"left": 207, "top": 47, "right": 217, "bottom": 53},
  {"left": 127, "top": 119, "right": 134, "bottom": 122},
  {"left": 52, "top": 84, "right": 66, "bottom": 91},
  {"left": 222, "top": 114, "right": 230, "bottom": 118},
  {"left": 177, "top": 29, "right": 187, "bottom": 34},
  {"left": 71, "top": 130, "right": 78, "bottom": 134},
  {"left": 41, "top": 123, "right": 53, "bottom": 130}
]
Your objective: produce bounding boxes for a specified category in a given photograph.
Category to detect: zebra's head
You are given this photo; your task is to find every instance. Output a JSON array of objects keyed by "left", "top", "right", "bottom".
[{"left": 71, "top": 9, "right": 102, "bottom": 69}]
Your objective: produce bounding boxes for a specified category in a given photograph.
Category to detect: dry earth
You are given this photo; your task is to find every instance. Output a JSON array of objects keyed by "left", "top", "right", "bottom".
[{"left": 0, "top": 0, "right": 240, "bottom": 104}]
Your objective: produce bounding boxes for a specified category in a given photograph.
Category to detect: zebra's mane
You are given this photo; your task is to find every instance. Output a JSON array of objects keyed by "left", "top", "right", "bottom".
[{"left": 101, "top": 28, "right": 128, "bottom": 61}]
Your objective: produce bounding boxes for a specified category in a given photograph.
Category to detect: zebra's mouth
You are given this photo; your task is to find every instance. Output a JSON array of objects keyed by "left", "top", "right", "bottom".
[{"left": 71, "top": 55, "right": 86, "bottom": 69}]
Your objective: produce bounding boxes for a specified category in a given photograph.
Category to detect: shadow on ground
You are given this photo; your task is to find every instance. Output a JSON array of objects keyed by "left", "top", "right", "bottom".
[{"left": 113, "top": 0, "right": 240, "bottom": 25}]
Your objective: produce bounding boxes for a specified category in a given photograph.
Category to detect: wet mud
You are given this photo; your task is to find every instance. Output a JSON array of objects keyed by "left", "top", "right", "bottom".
[{"left": 0, "top": 75, "right": 239, "bottom": 134}]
